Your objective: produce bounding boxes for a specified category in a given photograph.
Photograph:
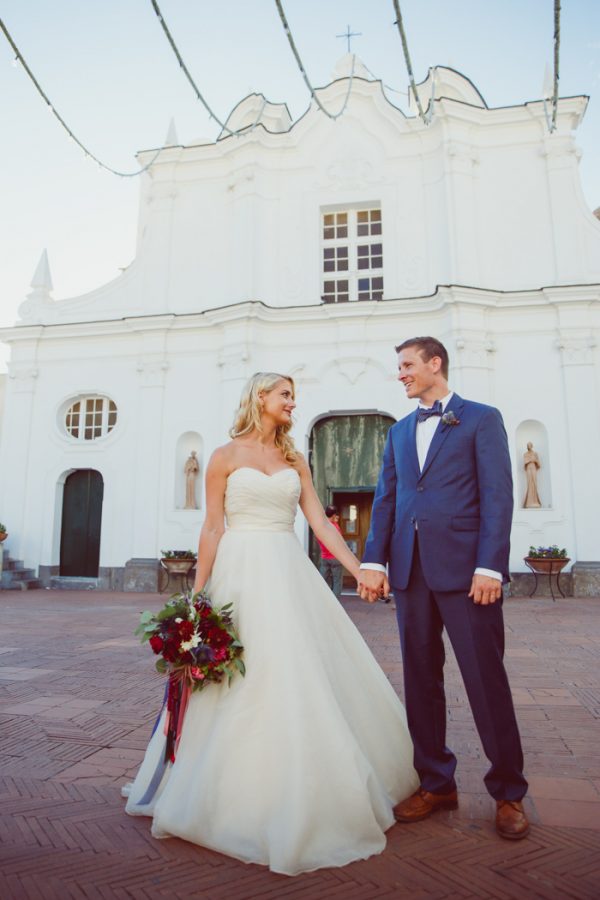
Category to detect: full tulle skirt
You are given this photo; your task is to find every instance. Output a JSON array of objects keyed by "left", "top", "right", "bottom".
[{"left": 123, "top": 528, "right": 417, "bottom": 875}]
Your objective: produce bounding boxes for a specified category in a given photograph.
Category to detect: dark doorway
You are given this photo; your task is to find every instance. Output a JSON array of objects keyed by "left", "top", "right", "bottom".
[
  {"left": 309, "top": 413, "right": 395, "bottom": 578},
  {"left": 60, "top": 470, "right": 104, "bottom": 577},
  {"left": 332, "top": 490, "right": 375, "bottom": 587}
]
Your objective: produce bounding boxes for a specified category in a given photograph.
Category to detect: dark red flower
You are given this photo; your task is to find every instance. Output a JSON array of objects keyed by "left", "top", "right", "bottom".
[
  {"left": 178, "top": 620, "right": 194, "bottom": 640},
  {"left": 149, "top": 635, "right": 164, "bottom": 655}
]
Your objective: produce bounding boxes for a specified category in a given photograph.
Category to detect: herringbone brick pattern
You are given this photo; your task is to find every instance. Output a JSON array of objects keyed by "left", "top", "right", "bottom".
[{"left": 0, "top": 590, "right": 599, "bottom": 898}]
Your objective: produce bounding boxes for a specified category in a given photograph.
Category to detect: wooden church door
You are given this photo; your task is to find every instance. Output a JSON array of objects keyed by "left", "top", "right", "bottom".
[{"left": 60, "top": 470, "right": 104, "bottom": 577}]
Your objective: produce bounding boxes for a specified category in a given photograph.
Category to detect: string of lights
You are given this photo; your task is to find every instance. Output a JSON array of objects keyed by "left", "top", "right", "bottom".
[
  {"left": 543, "top": 0, "right": 561, "bottom": 133},
  {"left": 274, "top": 0, "right": 356, "bottom": 120},
  {"left": 150, "top": 0, "right": 237, "bottom": 137},
  {"left": 391, "top": 0, "right": 430, "bottom": 125},
  {"left": 150, "top": 0, "right": 267, "bottom": 140},
  {"left": 0, "top": 16, "right": 168, "bottom": 178},
  {"left": 361, "top": 61, "right": 410, "bottom": 99}
]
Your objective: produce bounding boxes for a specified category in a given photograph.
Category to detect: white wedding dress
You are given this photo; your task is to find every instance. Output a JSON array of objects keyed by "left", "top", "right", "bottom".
[{"left": 123, "top": 467, "right": 418, "bottom": 875}]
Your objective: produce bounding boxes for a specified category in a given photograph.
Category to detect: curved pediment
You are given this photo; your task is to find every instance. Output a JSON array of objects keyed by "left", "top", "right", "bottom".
[
  {"left": 412, "top": 66, "right": 487, "bottom": 112},
  {"left": 218, "top": 93, "right": 292, "bottom": 138}
]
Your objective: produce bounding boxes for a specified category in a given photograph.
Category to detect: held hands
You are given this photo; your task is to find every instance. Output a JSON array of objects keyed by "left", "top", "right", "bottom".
[
  {"left": 468, "top": 573, "right": 502, "bottom": 605},
  {"left": 357, "top": 570, "right": 390, "bottom": 604}
]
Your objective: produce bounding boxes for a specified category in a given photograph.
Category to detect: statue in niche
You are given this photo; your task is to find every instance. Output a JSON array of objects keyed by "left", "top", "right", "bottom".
[
  {"left": 523, "top": 442, "right": 542, "bottom": 508},
  {"left": 184, "top": 451, "right": 200, "bottom": 509}
]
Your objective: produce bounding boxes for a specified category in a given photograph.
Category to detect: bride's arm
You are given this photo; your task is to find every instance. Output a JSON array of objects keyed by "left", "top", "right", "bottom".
[
  {"left": 192, "top": 450, "right": 228, "bottom": 592},
  {"left": 297, "top": 455, "right": 361, "bottom": 581}
]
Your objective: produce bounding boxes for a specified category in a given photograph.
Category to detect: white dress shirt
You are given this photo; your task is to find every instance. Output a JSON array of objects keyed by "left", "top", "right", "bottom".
[{"left": 361, "top": 390, "right": 501, "bottom": 582}]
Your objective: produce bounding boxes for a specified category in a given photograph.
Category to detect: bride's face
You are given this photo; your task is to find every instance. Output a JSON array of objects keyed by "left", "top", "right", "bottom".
[{"left": 260, "top": 380, "right": 296, "bottom": 426}]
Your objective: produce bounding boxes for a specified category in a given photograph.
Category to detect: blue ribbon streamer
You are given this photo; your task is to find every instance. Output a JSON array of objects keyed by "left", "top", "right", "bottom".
[{"left": 138, "top": 683, "right": 170, "bottom": 805}]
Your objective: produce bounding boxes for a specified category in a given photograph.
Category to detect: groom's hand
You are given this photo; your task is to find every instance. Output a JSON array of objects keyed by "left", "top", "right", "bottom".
[
  {"left": 469, "top": 574, "right": 502, "bottom": 605},
  {"left": 358, "top": 570, "right": 385, "bottom": 603}
]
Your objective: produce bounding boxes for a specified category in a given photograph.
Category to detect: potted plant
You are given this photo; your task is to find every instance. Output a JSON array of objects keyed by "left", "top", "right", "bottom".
[
  {"left": 0, "top": 522, "right": 7, "bottom": 542},
  {"left": 160, "top": 549, "right": 197, "bottom": 576},
  {"left": 524, "top": 545, "right": 570, "bottom": 574}
]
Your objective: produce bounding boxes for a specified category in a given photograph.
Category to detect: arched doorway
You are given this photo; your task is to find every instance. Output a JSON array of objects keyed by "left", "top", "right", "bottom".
[
  {"left": 59, "top": 470, "right": 104, "bottom": 577},
  {"left": 309, "top": 414, "right": 395, "bottom": 582}
]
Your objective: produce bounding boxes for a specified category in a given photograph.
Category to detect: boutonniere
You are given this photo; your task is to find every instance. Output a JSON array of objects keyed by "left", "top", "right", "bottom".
[{"left": 441, "top": 410, "right": 460, "bottom": 426}]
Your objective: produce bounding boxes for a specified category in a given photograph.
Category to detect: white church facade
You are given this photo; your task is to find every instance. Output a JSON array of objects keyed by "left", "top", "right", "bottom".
[{"left": 1, "top": 60, "right": 599, "bottom": 593}]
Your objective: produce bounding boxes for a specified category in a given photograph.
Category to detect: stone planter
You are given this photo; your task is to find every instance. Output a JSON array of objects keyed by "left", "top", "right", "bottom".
[
  {"left": 523, "top": 557, "right": 570, "bottom": 600},
  {"left": 524, "top": 557, "right": 570, "bottom": 575},
  {"left": 160, "top": 558, "right": 196, "bottom": 576},
  {"left": 158, "top": 557, "right": 196, "bottom": 594}
]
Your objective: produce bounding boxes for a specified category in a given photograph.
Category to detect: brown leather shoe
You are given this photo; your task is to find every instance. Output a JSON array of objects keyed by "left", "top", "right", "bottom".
[
  {"left": 394, "top": 787, "right": 458, "bottom": 823},
  {"left": 496, "top": 800, "right": 530, "bottom": 840}
]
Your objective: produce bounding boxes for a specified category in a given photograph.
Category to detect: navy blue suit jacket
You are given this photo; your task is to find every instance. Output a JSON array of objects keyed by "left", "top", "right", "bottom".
[{"left": 363, "top": 395, "right": 514, "bottom": 592}]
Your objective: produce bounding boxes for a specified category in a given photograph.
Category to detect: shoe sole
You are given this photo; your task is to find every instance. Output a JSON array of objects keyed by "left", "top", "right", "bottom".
[
  {"left": 497, "top": 825, "right": 530, "bottom": 840},
  {"left": 395, "top": 799, "right": 458, "bottom": 823}
]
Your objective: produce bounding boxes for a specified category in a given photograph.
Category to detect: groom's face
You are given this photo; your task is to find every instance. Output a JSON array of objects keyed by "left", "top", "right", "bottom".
[{"left": 397, "top": 347, "right": 439, "bottom": 400}]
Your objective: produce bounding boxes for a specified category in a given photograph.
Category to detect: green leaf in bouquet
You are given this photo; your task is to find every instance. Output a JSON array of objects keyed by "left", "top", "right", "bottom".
[
  {"left": 139, "top": 630, "right": 154, "bottom": 643},
  {"left": 234, "top": 657, "right": 246, "bottom": 676},
  {"left": 156, "top": 604, "right": 185, "bottom": 622},
  {"left": 135, "top": 611, "right": 154, "bottom": 633},
  {"left": 155, "top": 658, "right": 168, "bottom": 675}
]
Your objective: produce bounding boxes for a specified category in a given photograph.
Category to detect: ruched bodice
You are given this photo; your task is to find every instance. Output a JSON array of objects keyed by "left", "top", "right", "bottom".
[{"left": 225, "top": 467, "right": 300, "bottom": 532}]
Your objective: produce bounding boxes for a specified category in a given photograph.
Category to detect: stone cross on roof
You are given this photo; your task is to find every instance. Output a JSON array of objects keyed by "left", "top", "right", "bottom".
[{"left": 336, "top": 25, "right": 362, "bottom": 54}]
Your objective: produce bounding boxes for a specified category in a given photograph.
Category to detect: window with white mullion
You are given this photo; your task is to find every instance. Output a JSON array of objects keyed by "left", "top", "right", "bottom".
[
  {"left": 321, "top": 207, "right": 383, "bottom": 303},
  {"left": 65, "top": 395, "right": 118, "bottom": 442}
]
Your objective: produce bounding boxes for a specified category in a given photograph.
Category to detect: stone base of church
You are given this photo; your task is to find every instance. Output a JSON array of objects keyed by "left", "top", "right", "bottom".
[
  {"left": 122, "top": 558, "right": 159, "bottom": 593},
  {"left": 508, "top": 571, "right": 573, "bottom": 598},
  {"left": 508, "top": 564, "right": 600, "bottom": 598},
  {"left": 572, "top": 562, "right": 600, "bottom": 598},
  {"left": 38, "top": 561, "right": 160, "bottom": 592},
  {"left": 32, "top": 561, "right": 600, "bottom": 597}
]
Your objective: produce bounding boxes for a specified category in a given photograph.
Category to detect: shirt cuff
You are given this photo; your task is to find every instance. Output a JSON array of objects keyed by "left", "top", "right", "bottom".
[
  {"left": 360, "top": 563, "right": 387, "bottom": 573},
  {"left": 474, "top": 567, "right": 502, "bottom": 582}
]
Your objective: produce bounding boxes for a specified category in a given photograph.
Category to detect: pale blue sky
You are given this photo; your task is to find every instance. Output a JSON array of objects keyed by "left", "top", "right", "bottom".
[{"left": 1, "top": 1, "right": 599, "bottom": 372}]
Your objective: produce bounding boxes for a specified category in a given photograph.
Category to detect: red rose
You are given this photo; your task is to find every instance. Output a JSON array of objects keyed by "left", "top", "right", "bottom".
[{"left": 149, "top": 635, "right": 164, "bottom": 655}]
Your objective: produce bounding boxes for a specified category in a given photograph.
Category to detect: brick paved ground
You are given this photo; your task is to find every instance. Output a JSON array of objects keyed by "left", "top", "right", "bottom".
[{"left": 0, "top": 589, "right": 599, "bottom": 899}]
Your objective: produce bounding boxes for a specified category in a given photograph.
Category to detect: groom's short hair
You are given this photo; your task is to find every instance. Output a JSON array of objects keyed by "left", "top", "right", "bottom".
[{"left": 395, "top": 336, "right": 449, "bottom": 379}]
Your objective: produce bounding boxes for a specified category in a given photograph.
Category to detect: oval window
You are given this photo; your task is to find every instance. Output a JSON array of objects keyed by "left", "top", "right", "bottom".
[{"left": 64, "top": 396, "right": 117, "bottom": 441}]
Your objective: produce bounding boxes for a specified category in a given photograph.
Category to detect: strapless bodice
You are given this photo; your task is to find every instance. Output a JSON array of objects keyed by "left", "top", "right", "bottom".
[{"left": 225, "top": 467, "right": 301, "bottom": 532}]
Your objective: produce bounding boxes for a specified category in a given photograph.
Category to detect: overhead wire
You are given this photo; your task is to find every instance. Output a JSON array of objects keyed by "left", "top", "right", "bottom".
[
  {"left": 0, "top": 16, "right": 167, "bottom": 177},
  {"left": 391, "top": 0, "right": 431, "bottom": 125},
  {"left": 274, "top": 0, "right": 356, "bottom": 120},
  {"left": 543, "top": 0, "right": 561, "bottom": 133},
  {"left": 150, "top": 0, "right": 267, "bottom": 139}
]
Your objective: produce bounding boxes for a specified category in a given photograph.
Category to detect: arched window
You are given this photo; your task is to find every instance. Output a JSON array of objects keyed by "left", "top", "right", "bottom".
[{"left": 64, "top": 396, "right": 117, "bottom": 441}]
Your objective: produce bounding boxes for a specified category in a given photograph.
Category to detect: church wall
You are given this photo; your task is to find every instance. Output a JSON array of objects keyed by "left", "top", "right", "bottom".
[
  {"left": 1, "top": 287, "right": 597, "bottom": 587},
  {"left": 13, "top": 85, "right": 600, "bottom": 332},
  {"left": 0, "top": 374, "right": 5, "bottom": 446},
  {"left": 2, "top": 70, "right": 600, "bottom": 591}
]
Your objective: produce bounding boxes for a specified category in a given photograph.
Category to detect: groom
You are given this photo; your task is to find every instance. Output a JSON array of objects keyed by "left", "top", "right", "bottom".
[{"left": 358, "top": 336, "right": 529, "bottom": 840}]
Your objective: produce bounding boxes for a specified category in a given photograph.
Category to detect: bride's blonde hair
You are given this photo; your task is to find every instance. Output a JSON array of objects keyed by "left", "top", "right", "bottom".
[{"left": 230, "top": 372, "right": 298, "bottom": 465}]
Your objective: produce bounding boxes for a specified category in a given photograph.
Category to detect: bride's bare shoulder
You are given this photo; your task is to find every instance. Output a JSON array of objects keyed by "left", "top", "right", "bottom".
[
  {"left": 294, "top": 451, "right": 310, "bottom": 475},
  {"left": 208, "top": 442, "right": 237, "bottom": 473}
]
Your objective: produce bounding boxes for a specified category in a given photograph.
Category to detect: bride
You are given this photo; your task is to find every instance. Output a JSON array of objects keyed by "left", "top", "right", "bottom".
[{"left": 123, "top": 372, "right": 418, "bottom": 875}]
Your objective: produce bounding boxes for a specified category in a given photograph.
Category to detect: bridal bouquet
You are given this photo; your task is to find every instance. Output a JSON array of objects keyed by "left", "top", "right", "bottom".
[{"left": 136, "top": 590, "right": 245, "bottom": 761}]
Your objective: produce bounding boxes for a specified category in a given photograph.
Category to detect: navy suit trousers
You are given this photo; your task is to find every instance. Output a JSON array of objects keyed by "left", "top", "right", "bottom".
[{"left": 394, "top": 537, "right": 527, "bottom": 801}]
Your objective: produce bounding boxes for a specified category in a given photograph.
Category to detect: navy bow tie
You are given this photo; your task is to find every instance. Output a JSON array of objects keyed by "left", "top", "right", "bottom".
[{"left": 417, "top": 400, "right": 443, "bottom": 423}]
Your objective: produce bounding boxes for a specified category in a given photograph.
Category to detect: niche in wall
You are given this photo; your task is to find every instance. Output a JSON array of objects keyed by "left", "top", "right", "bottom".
[
  {"left": 515, "top": 420, "right": 552, "bottom": 509},
  {"left": 174, "top": 432, "right": 203, "bottom": 510}
]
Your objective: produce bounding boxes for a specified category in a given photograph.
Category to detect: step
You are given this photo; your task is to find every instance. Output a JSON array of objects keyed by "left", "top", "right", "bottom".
[
  {"left": 13, "top": 578, "right": 42, "bottom": 591},
  {"left": 49, "top": 576, "right": 99, "bottom": 591}
]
